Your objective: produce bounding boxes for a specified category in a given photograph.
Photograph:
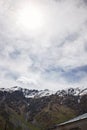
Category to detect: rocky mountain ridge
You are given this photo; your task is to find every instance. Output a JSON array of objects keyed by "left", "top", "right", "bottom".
[
  {"left": 0, "top": 86, "right": 87, "bottom": 130},
  {"left": 0, "top": 86, "right": 87, "bottom": 98}
]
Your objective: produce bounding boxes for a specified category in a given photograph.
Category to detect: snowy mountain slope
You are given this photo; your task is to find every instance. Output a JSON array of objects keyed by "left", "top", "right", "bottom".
[
  {"left": 0, "top": 86, "right": 87, "bottom": 98},
  {"left": 0, "top": 86, "right": 56, "bottom": 98}
]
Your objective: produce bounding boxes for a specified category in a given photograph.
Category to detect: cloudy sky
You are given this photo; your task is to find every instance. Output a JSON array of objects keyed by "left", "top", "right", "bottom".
[{"left": 0, "top": 0, "right": 87, "bottom": 90}]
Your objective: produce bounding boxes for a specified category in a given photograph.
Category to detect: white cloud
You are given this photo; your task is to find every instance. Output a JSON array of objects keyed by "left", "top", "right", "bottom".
[{"left": 0, "top": 0, "right": 87, "bottom": 90}]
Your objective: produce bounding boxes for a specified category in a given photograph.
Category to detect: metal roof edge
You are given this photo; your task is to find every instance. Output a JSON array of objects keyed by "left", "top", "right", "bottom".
[{"left": 56, "top": 113, "right": 87, "bottom": 127}]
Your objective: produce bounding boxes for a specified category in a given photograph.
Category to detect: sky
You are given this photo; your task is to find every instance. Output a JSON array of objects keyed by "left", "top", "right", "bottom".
[{"left": 0, "top": 0, "right": 87, "bottom": 90}]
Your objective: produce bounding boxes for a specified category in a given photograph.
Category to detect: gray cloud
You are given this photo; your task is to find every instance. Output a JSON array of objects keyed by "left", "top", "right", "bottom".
[{"left": 83, "top": 0, "right": 87, "bottom": 4}]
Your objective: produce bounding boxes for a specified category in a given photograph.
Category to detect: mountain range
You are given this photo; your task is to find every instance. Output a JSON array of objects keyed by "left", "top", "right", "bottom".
[{"left": 0, "top": 86, "right": 87, "bottom": 130}]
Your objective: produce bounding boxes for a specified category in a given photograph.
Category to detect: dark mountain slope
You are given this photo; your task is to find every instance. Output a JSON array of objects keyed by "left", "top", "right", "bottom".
[{"left": 0, "top": 87, "right": 87, "bottom": 130}]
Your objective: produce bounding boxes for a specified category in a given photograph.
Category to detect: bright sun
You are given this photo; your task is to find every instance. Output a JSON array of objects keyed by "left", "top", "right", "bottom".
[{"left": 16, "top": 2, "right": 44, "bottom": 32}]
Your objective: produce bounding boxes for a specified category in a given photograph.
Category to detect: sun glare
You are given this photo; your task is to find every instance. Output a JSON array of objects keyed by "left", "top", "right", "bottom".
[{"left": 16, "top": 2, "right": 44, "bottom": 33}]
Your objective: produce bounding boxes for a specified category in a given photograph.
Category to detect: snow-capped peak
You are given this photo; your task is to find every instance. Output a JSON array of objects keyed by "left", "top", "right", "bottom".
[
  {"left": 0, "top": 86, "right": 87, "bottom": 98},
  {"left": 0, "top": 86, "right": 22, "bottom": 92}
]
